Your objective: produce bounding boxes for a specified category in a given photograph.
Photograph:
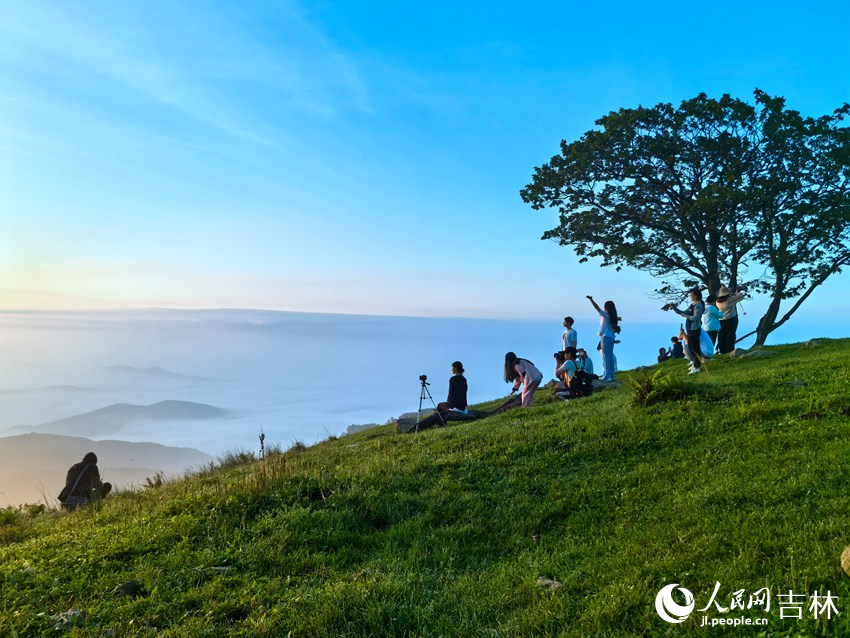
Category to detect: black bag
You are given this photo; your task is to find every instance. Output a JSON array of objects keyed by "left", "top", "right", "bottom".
[{"left": 568, "top": 369, "right": 594, "bottom": 398}]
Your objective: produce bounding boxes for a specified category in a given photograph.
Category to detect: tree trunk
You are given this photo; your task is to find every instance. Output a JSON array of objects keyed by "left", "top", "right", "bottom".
[{"left": 754, "top": 298, "right": 782, "bottom": 346}]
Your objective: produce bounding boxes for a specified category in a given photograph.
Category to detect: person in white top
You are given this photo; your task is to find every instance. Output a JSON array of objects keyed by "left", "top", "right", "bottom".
[
  {"left": 586, "top": 295, "right": 620, "bottom": 381},
  {"left": 561, "top": 316, "right": 577, "bottom": 351},
  {"left": 504, "top": 351, "right": 544, "bottom": 408},
  {"left": 716, "top": 285, "right": 746, "bottom": 354}
]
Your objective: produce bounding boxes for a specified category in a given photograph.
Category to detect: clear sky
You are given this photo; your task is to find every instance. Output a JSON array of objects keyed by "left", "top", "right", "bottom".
[{"left": 2, "top": 0, "right": 849, "bottom": 322}]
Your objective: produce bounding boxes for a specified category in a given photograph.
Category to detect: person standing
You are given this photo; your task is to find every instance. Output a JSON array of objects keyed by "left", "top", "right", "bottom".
[
  {"left": 673, "top": 289, "right": 705, "bottom": 373},
  {"left": 504, "top": 352, "right": 544, "bottom": 408},
  {"left": 716, "top": 286, "right": 746, "bottom": 354},
  {"left": 587, "top": 296, "right": 620, "bottom": 382},
  {"left": 561, "top": 316, "right": 577, "bottom": 351},
  {"left": 703, "top": 295, "right": 723, "bottom": 350},
  {"left": 437, "top": 361, "right": 468, "bottom": 414},
  {"left": 58, "top": 452, "right": 112, "bottom": 510}
]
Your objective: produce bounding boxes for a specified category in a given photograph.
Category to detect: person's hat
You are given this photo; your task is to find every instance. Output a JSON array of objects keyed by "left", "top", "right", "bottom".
[{"left": 718, "top": 285, "right": 730, "bottom": 296}]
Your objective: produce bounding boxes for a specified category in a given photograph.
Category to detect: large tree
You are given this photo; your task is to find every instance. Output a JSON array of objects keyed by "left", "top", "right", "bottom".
[{"left": 521, "top": 90, "right": 850, "bottom": 346}]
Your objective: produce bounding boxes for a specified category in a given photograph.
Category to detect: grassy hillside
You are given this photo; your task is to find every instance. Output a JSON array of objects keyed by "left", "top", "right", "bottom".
[{"left": 2, "top": 339, "right": 850, "bottom": 637}]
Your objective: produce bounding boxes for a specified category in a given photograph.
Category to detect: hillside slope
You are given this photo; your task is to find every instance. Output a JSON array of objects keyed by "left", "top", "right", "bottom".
[{"left": 1, "top": 340, "right": 849, "bottom": 636}]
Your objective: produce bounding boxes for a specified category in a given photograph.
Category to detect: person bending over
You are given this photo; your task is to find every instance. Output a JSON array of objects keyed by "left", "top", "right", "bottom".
[
  {"left": 58, "top": 452, "right": 112, "bottom": 510},
  {"left": 437, "top": 361, "right": 468, "bottom": 414},
  {"left": 504, "top": 352, "right": 543, "bottom": 408}
]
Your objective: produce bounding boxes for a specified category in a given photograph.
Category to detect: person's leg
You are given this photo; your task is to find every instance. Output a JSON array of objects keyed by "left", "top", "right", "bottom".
[
  {"left": 437, "top": 402, "right": 449, "bottom": 412},
  {"left": 598, "top": 339, "right": 607, "bottom": 379},
  {"left": 718, "top": 320, "right": 730, "bottom": 354},
  {"left": 602, "top": 336, "right": 616, "bottom": 381},
  {"left": 521, "top": 379, "right": 541, "bottom": 407},
  {"left": 708, "top": 330, "right": 718, "bottom": 347},
  {"left": 728, "top": 315, "right": 739, "bottom": 349},
  {"left": 687, "top": 329, "right": 702, "bottom": 369}
]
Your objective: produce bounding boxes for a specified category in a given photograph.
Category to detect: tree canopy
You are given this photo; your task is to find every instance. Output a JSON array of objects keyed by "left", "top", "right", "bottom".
[{"left": 521, "top": 90, "right": 850, "bottom": 346}]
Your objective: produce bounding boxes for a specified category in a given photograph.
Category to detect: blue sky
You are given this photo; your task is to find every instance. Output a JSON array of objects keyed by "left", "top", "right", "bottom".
[{"left": 1, "top": 0, "right": 849, "bottom": 323}]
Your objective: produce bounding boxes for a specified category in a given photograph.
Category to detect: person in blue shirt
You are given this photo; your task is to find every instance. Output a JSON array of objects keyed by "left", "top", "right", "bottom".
[{"left": 702, "top": 295, "right": 723, "bottom": 350}]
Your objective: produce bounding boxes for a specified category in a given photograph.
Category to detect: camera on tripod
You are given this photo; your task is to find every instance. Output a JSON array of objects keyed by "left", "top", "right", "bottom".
[{"left": 416, "top": 372, "right": 442, "bottom": 432}]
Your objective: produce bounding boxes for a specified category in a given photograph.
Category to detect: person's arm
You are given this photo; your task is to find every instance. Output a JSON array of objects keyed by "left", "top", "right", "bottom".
[
  {"left": 511, "top": 362, "right": 523, "bottom": 392},
  {"left": 587, "top": 295, "right": 602, "bottom": 314}
]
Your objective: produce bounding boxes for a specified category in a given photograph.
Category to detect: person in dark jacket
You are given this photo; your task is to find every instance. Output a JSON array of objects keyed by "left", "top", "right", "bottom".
[
  {"left": 437, "top": 361, "right": 468, "bottom": 414},
  {"left": 669, "top": 336, "right": 685, "bottom": 359},
  {"left": 58, "top": 452, "right": 112, "bottom": 510}
]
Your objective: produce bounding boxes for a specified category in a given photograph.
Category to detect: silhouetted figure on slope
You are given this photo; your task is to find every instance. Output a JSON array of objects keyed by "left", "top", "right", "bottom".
[{"left": 58, "top": 452, "right": 112, "bottom": 510}]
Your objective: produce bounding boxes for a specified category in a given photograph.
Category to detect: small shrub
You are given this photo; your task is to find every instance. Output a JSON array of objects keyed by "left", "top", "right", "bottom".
[
  {"left": 215, "top": 449, "right": 256, "bottom": 469},
  {"left": 289, "top": 441, "right": 307, "bottom": 453},
  {"left": 145, "top": 472, "right": 165, "bottom": 489},
  {"left": 628, "top": 369, "right": 689, "bottom": 407}
]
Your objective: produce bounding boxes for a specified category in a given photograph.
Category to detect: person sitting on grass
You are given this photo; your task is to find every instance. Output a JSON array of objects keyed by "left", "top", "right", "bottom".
[
  {"left": 437, "top": 360, "right": 468, "bottom": 414},
  {"left": 554, "top": 351, "right": 567, "bottom": 385},
  {"left": 669, "top": 336, "right": 685, "bottom": 359},
  {"left": 658, "top": 347, "right": 671, "bottom": 363},
  {"left": 58, "top": 452, "right": 112, "bottom": 511},
  {"left": 576, "top": 348, "right": 594, "bottom": 375},
  {"left": 504, "top": 351, "right": 544, "bottom": 408}
]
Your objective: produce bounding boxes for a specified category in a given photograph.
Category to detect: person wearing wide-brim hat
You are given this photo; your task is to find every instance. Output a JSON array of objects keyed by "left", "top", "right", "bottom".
[{"left": 716, "top": 285, "right": 746, "bottom": 354}]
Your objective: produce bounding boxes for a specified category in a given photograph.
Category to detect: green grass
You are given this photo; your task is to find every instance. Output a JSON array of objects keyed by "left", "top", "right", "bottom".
[{"left": 2, "top": 339, "right": 850, "bottom": 636}]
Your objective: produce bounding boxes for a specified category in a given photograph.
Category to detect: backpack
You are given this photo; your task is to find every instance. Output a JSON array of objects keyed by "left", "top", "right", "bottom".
[{"left": 568, "top": 368, "right": 595, "bottom": 398}]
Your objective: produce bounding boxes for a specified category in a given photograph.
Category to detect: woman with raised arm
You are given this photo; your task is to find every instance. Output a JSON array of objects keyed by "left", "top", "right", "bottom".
[
  {"left": 504, "top": 351, "right": 544, "bottom": 408},
  {"left": 587, "top": 295, "right": 620, "bottom": 382}
]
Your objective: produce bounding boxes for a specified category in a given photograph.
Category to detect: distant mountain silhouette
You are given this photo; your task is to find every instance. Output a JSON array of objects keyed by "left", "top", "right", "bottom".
[
  {"left": 0, "top": 433, "right": 212, "bottom": 507},
  {"left": 100, "top": 365, "right": 216, "bottom": 382},
  {"left": 9, "top": 400, "right": 231, "bottom": 437},
  {"left": 0, "top": 385, "right": 90, "bottom": 396}
]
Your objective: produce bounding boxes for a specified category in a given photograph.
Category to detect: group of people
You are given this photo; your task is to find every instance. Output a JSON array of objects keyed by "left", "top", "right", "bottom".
[
  {"left": 503, "top": 295, "right": 621, "bottom": 407},
  {"left": 438, "top": 284, "right": 745, "bottom": 416},
  {"left": 659, "top": 285, "right": 746, "bottom": 373},
  {"left": 432, "top": 294, "right": 623, "bottom": 415}
]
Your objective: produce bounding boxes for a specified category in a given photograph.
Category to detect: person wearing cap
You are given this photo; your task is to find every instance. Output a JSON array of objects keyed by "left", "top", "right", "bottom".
[
  {"left": 437, "top": 361, "right": 468, "bottom": 414},
  {"left": 58, "top": 452, "right": 112, "bottom": 510},
  {"left": 716, "top": 285, "right": 746, "bottom": 354},
  {"left": 576, "top": 348, "right": 594, "bottom": 375}
]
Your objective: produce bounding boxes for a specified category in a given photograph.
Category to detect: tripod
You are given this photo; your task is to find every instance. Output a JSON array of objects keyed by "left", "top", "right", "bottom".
[{"left": 417, "top": 377, "right": 445, "bottom": 433}]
